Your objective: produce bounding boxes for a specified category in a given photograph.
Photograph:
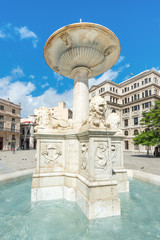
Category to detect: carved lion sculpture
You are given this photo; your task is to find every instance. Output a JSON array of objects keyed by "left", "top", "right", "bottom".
[
  {"left": 34, "top": 107, "right": 70, "bottom": 132},
  {"left": 85, "top": 96, "right": 108, "bottom": 129}
]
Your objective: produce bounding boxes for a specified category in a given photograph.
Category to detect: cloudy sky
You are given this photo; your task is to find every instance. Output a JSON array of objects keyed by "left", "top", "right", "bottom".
[{"left": 0, "top": 0, "right": 160, "bottom": 117}]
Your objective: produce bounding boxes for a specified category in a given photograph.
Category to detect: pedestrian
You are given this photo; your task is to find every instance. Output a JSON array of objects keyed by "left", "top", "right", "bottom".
[{"left": 12, "top": 147, "right": 15, "bottom": 154}]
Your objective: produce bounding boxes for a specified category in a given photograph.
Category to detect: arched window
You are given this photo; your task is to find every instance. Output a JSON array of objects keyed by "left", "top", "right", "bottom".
[
  {"left": 124, "top": 130, "right": 128, "bottom": 136},
  {"left": 134, "top": 129, "right": 138, "bottom": 135}
]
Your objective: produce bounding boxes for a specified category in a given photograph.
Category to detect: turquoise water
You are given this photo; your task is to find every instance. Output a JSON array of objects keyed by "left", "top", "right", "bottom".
[{"left": 0, "top": 178, "right": 160, "bottom": 240}]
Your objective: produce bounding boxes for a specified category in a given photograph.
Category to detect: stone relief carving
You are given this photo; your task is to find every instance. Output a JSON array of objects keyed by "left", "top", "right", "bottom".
[
  {"left": 111, "top": 144, "right": 119, "bottom": 167},
  {"left": 81, "top": 143, "right": 88, "bottom": 171},
  {"left": 83, "top": 96, "right": 108, "bottom": 129},
  {"left": 60, "top": 32, "right": 72, "bottom": 48},
  {"left": 41, "top": 144, "right": 62, "bottom": 165},
  {"left": 34, "top": 107, "right": 71, "bottom": 132},
  {"left": 95, "top": 143, "right": 110, "bottom": 170},
  {"left": 104, "top": 45, "right": 116, "bottom": 56}
]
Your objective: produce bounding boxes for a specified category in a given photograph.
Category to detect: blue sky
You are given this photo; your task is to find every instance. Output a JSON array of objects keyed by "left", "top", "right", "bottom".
[{"left": 0, "top": 0, "right": 160, "bottom": 117}]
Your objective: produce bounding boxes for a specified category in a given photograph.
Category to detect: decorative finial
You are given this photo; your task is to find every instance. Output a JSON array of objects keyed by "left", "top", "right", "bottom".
[{"left": 80, "top": 18, "right": 82, "bottom": 23}]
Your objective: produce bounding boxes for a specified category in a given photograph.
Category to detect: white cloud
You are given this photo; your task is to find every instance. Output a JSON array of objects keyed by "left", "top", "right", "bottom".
[
  {"left": 89, "top": 63, "right": 131, "bottom": 88},
  {"left": 15, "top": 26, "right": 38, "bottom": 48},
  {"left": 116, "top": 56, "right": 125, "bottom": 65},
  {"left": 29, "top": 74, "right": 35, "bottom": 79},
  {"left": 125, "top": 63, "right": 130, "bottom": 68},
  {"left": 0, "top": 76, "right": 12, "bottom": 88},
  {"left": 0, "top": 67, "right": 73, "bottom": 117},
  {"left": 42, "top": 76, "right": 48, "bottom": 80},
  {"left": 0, "top": 30, "right": 6, "bottom": 38},
  {"left": 89, "top": 69, "right": 119, "bottom": 87},
  {"left": 54, "top": 72, "right": 63, "bottom": 81},
  {"left": 151, "top": 67, "right": 160, "bottom": 73},
  {"left": 11, "top": 66, "right": 24, "bottom": 78},
  {"left": 41, "top": 83, "right": 49, "bottom": 88}
]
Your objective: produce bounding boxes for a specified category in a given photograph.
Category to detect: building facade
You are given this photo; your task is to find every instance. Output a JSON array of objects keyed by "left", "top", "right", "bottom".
[
  {"left": 20, "top": 115, "right": 37, "bottom": 150},
  {"left": 49, "top": 102, "right": 72, "bottom": 120},
  {"left": 89, "top": 69, "right": 160, "bottom": 152},
  {"left": 0, "top": 98, "right": 21, "bottom": 150}
]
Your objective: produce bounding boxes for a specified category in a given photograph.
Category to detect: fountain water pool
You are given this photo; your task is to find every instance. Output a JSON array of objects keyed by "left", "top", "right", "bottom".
[{"left": 1, "top": 177, "right": 160, "bottom": 240}]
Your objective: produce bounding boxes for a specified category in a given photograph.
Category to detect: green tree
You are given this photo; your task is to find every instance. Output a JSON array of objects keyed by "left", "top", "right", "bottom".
[{"left": 133, "top": 101, "right": 160, "bottom": 154}]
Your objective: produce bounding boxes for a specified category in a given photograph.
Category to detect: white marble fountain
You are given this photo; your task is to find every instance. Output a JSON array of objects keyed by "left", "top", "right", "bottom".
[{"left": 31, "top": 22, "right": 129, "bottom": 219}]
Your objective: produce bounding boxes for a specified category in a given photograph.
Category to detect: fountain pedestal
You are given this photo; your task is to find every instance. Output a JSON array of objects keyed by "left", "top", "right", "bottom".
[
  {"left": 32, "top": 22, "right": 129, "bottom": 219},
  {"left": 32, "top": 129, "right": 128, "bottom": 219}
]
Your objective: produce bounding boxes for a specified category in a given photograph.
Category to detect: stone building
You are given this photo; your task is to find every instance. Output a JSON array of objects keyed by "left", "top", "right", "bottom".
[
  {"left": 0, "top": 98, "right": 21, "bottom": 150},
  {"left": 49, "top": 102, "right": 72, "bottom": 120},
  {"left": 20, "top": 115, "right": 37, "bottom": 150},
  {"left": 89, "top": 69, "right": 160, "bottom": 152}
]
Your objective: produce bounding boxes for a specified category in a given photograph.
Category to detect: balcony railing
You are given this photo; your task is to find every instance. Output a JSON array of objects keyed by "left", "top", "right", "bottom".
[{"left": 0, "top": 127, "right": 20, "bottom": 133}]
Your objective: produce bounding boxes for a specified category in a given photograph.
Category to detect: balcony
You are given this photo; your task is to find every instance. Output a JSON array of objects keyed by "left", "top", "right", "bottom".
[{"left": 0, "top": 127, "right": 20, "bottom": 133}]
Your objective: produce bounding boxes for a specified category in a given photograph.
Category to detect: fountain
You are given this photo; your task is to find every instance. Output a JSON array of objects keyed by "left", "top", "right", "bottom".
[{"left": 31, "top": 22, "right": 129, "bottom": 219}]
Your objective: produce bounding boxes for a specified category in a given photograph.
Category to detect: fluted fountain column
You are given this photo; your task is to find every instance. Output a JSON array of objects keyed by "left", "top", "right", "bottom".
[{"left": 72, "top": 67, "right": 90, "bottom": 128}]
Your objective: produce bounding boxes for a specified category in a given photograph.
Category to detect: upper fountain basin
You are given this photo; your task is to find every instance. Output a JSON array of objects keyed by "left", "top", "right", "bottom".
[{"left": 44, "top": 22, "right": 120, "bottom": 79}]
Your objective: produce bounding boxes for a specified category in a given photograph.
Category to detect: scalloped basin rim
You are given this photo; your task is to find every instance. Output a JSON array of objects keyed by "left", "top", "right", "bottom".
[{"left": 44, "top": 22, "right": 121, "bottom": 79}]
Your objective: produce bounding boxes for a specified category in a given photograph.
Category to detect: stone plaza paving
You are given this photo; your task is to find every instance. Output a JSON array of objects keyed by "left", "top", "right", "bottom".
[{"left": 0, "top": 149, "right": 160, "bottom": 176}]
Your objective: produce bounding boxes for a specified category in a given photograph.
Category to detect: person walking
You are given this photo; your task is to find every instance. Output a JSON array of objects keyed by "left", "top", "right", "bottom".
[{"left": 12, "top": 147, "right": 15, "bottom": 154}]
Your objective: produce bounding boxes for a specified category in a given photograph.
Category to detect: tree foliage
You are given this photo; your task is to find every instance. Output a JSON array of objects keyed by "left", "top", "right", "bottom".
[{"left": 133, "top": 101, "right": 160, "bottom": 147}]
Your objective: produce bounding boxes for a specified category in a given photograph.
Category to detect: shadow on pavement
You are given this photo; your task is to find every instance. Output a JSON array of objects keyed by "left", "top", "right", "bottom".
[{"left": 131, "top": 154, "right": 157, "bottom": 158}]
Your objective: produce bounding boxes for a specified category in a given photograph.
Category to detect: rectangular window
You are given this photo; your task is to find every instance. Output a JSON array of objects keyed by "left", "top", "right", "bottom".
[
  {"left": 21, "top": 128, "right": 25, "bottom": 135},
  {"left": 99, "top": 87, "right": 105, "bottom": 93},
  {"left": 116, "top": 89, "right": 118, "bottom": 93},
  {"left": 110, "top": 87, "right": 112, "bottom": 91},
  {"left": 138, "top": 94, "right": 140, "bottom": 99},
  {"left": 142, "top": 104, "right": 145, "bottom": 109},
  {"left": 145, "top": 78, "right": 148, "bottom": 84},
  {"left": 128, "top": 87, "right": 129, "bottom": 91},
  {"left": 149, "top": 90, "right": 151, "bottom": 96},
  {"left": 11, "top": 124, "right": 15, "bottom": 132},
  {"left": 134, "top": 105, "right": 137, "bottom": 111},
  {"left": 134, "top": 83, "right": 136, "bottom": 88},
  {"left": 142, "top": 92, "right": 144, "bottom": 98},
  {"left": 125, "top": 98, "right": 127, "bottom": 104},
  {"left": 12, "top": 135, "right": 16, "bottom": 140},
  {"left": 0, "top": 122, "right": 4, "bottom": 129},
  {"left": 149, "top": 78, "right": 151, "bottom": 82},
  {"left": 0, "top": 105, "right": 4, "bottom": 110},
  {"left": 134, "top": 94, "right": 137, "bottom": 100},
  {"left": 134, "top": 117, "right": 138, "bottom": 125},
  {"left": 113, "top": 87, "right": 115, "bottom": 92},
  {"left": 128, "top": 98, "right": 129, "bottom": 102},
  {"left": 125, "top": 141, "right": 129, "bottom": 150},
  {"left": 137, "top": 83, "right": 139, "bottom": 87},
  {"left": 132, "top": 96, "right": 133, "bottom": 101},
  {"left": 0, "top": 115, "right": 4, "bottom": 120},
  {"left": 12, "top": 109, "right": 16, "bottom": 114},
  {"left": 145, "top": 90, "right": 148, "bottom": 97},
  {"left": 142, "top": 81, "right": 144, "bottom": 85},
  {"left": 131, "top": 85, "right": 133, "bottom": 89},
  {"left": 12, "top": 118, "right": 15, "bottom": 122},
  {"left": 145, "top": 102, "right": 149, "bottom": 108},
  {"left": 124, "top": 119, "right": 128, "bottom": 126}
]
